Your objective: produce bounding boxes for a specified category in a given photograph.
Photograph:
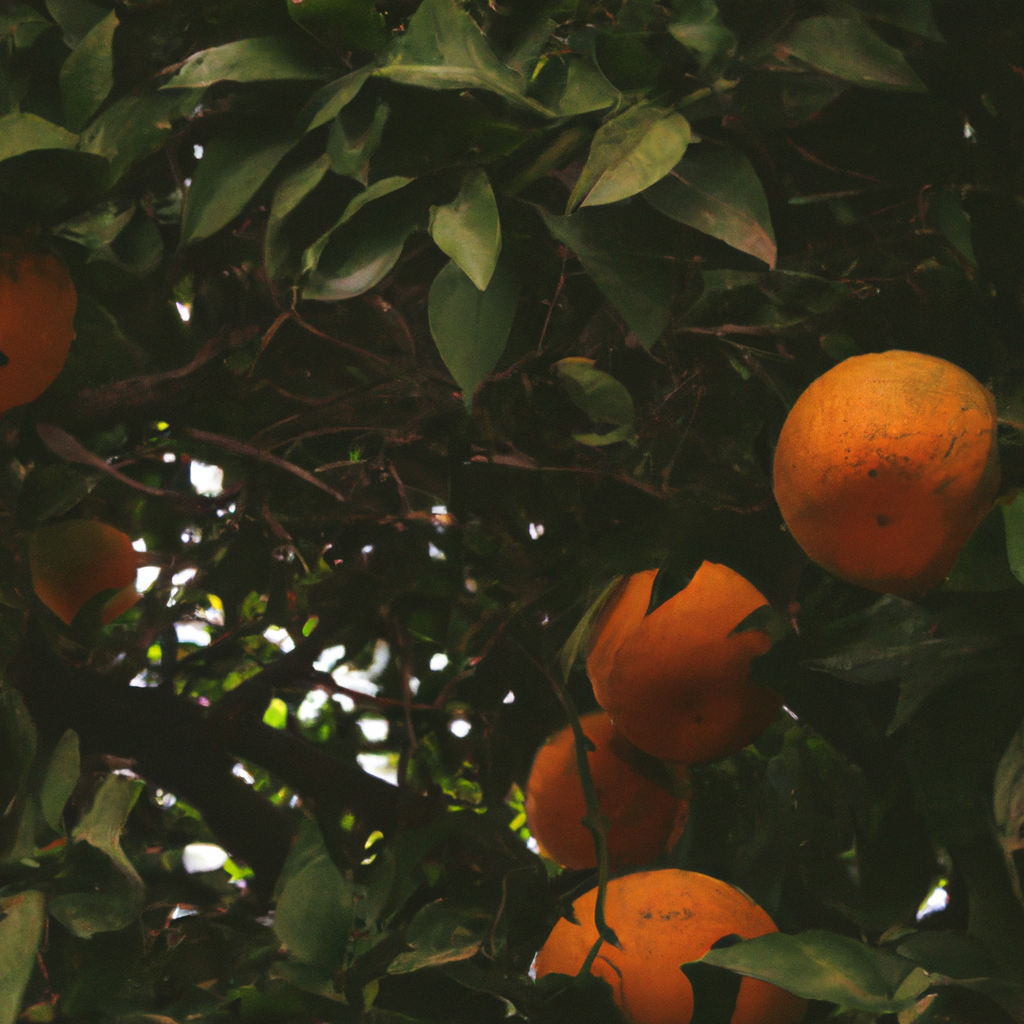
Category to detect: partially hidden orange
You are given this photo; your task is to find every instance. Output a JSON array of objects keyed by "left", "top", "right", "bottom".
[
  {"left": 773, "top": 350, "right": 1000, "bottom": 596},
  {"left": 30, "top": 520, "right": 140, "bottom": 626},
  {"left": 587, "top": 564, "right": 781, "bottom": 764},
  {"left": 0, "top": 249, "right": 77, "bottom": 415},
  {"left": 525, "top": 711, "right": 688, "bottom": 871},
  {"left": 533, "top": 868, "right": 806, "bottom": 1024}
]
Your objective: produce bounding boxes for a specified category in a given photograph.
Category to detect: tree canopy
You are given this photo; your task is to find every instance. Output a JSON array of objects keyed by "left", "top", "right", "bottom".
[{"left": 2, "top": 0, "right": 1024, "bottom": 1021}]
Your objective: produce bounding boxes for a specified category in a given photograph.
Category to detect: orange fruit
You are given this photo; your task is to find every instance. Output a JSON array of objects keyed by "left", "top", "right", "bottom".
[
  {"left": 30, "top": 520, "right": 140, "bottom": 626},
  {"left": 0, "top": 249, "right": 77, "bottom": 415},
  {"left": 587, "top": 565, "right": 781, "bottom": 764},
  {"left": 533, "top": 868, "right": 806, "bottom": 1024},
  {"left": 525, "top": 711, "right": 688, "bottom": 871},
  {"left": 773, "top": 350, "right": 1000, "bottom": 597}
]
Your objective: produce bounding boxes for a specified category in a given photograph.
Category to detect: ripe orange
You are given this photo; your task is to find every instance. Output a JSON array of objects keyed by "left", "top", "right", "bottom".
[
  {"left": 773, "top": 350, "right": 1000, "bottom": 596},
  {"left": 30, "top": 520, "right": 140, "bottom": 626},
  {"left": 587, "top": 565, "right": 781, "bottom": 764},
  {"left": 533, "top": 868, "right": 806, "bottom": 1024},
  {"left": 0, "top": 249, "right": 77, "bottom": 415},
  {"left": 525, "top": 711, "right": 688, "bottom": 871}
]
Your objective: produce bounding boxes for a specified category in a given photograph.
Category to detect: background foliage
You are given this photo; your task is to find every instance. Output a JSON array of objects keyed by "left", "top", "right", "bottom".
[{"left": 1, "top": 0, "right": 1024, "bottom": 1021}]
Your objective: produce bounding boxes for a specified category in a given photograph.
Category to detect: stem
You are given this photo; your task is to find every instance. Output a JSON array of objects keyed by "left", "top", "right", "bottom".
[{"left": 526, "top": 646, "right": 620, "bottom": 951}]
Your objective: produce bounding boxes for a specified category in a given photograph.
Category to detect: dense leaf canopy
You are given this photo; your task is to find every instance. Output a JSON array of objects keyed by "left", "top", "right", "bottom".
[{"left": 1, "top": 0, "right": 1024, "bottom": 1021}]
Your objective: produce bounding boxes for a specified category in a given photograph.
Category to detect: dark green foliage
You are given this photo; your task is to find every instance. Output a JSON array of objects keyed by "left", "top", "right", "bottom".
[{"left": 0, "top": 0, "right": 1022, "bottom": 1022}]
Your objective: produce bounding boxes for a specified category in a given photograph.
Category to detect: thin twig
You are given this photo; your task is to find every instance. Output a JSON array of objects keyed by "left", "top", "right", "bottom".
[
  {"left": 518, "top": 643, "right": 620, "bottom": 951},
  {"left": 183, "top": 427, "right": 345, "bottom": 502},
  {"left": 290, "top": 309, "right": 391, "bottom": 364},
  {"left": 538, "top": 247, "right": 568, "bottom": 353}
]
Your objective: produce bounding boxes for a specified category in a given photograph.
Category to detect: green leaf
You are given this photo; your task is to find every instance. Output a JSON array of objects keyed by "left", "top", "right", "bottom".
[
  {"left": 995, "top": 715, "right": 1024, "bottom": 856},
  {"left": 303, "top": 179, "right": 423, "bottom": 300},
  {"left": 696, "top": 930, "right": 921, "bottom": 1013},
  {"left": 1003, "top": 491, "right": 1024, "bottom": 586},
  {"left": 558, "top": 579, "right": 622, "bottom": 683},
  {"left": 782, "top": 16, "right": 927, "bottom": 93},
  {"left": 54, "top": 200, "right": 135, "bottom": 249},
  {"left": 568, "top": 104, "right": 691, "bottom": 212},
  {"left": 288, "top": 0, "right": 388, "bottom": 54},
  {"left": 265, "top": 153, "right": 331, "bottom": 280},
  {"left": 388, "top": 900, "right": 492, "bottom": 973},
  {"left": 0, "top": 890, "right": 45, "bottom": 1024},
  {"left": 59, "top": 9, "right": 117, "bottom": 131},
  {"left": 851, "top": 0, "right": 944, "bottom": 41},
  {"left": 161, "top": 37, "right": 331, "bottom": 89},
  {"left": 529, "top": 54, "right": 620, "bottom": 117},
  {"left": 79, "top": 89, "right": 203, "bottom": 187},
  {"left": 428, "top": 257, "right": 517, "bottom": 407},
  {"left": 180, "top": 130, "right": 296, "bottom": 245},
  {"left": 668, "top": 0, "right": 737, "bottom": 69},
  {"left": 341, "top": 175, "right": 414, "bottom": 223},
  {"left": 39, "top": 729, "right": 80, "bottom": 832},
  {"left": 539, "top": 205, "right": 674, "bottom": 349},
  {"left": 929, "top": 189, "right": 977, "bottom": 267},
  {"left": 1, "top": 6, "right": 52, "bottom": 49},
  {"left": 50, "top": 773, "right": 146, "bottom": 937},
  {"left": 302, "top": 219, "right": 412, "bottom": 299},
  {"left": 327, "top": 98, "right": 389, "bottom": 184},
  {"left": 573, "top": 424, "right": 635, "bottom": 447},
  {"left": 643, "top": 142, "right": 777, "bottom": 267},
  {"left": 273, "top": 817, "right": 354, "bottom": 975},
  {"left": 897, "top": 931, "right": 1024, "bottom": 1020},
  {"left": 299, "top": 69, "right": 372, "bottom": 132},
  {"left": 554, "top": 357, "right": 634, "bottom": 426},
  {"left": 0, "top": 113, "right": 77, "bottom": 163},
  {"left": 429, "top": 169, "right": 501, "bottom": 290},
  {"left": 46, "top": 0, "right": 106, "bottom": 48},
  {"left": 376, "top": 0, "right": 544, "bottom": 113}
]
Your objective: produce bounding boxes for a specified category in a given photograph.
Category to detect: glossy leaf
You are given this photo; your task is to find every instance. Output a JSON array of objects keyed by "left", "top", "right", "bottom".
[
  {"left": 851, "top": 0, "right": 943, "bottom": 41},
  {"left": 299, "top": 69, "right": 372, "bottom": 132},
  {"left": 668, "top": 0, "right": 737, "bottom": 69},
  {"left": 697, "top": 930, "right": 922, "bottom": 1013},
  {"left": 265, "top": 153, "right": 331, "bottom": 280},
  {"left": 1, "top": 6, "right": 51, "bottom": 49},
  {"left": 46, "top": 0, "right": 106, "bottom": 47},
  {"left": 529, "top": 54, "right": 620, "bottom": 117},
  {"left": 387, "top": 900, "right": 491, "bottom": 973},
  {"left": 0, "top": 113, "right": 77, "bottom": 162},
  {"left": 327, "top": 98, "right": 389, "bottom": 183},
  {"left": 429, "top": 169, "right": 501, "bottom": 290},
  {"left": 38, "top": 728, "right": 79, "bottom": 831},
  {"left": 50, "top": 773, "right": 146, "bottom": 937},
  {"left": 1004, "top": 491, "right": 1024, "bottom": 586},
  {"left": 644, "top": 142, "right": 776, "bottom": 267},
  {"left": 568, "top": 104, "right": 691, "bottom": 212},
  {"left": 376, "top": 0, "right": 544, "bottom": 113},
  {"left": 303, "top": 179, "right": 422, "bottom": 300},
  {"left": 341, "top": 176, "right": 414, "bottom": 224},
  {"left": 274, "top": 817, "right": 354, "bottom": 975},
  {"left": 929, "top": 189, "right": 977, "bottom": 266},
  {"left": 161, "top": 37, "right": 331, "bottom": 89},
  {"left": 288, "top": 0, "right": 387, "bottom": 54},
  {"left": 782, "top": 16, "right": 927, "bottom": 93},
  {"left": 80, "top": 89, "right": 203, "bottom": 187},
  {"left": 180, "top": 130, "right": 296, "bottom": 245},
  {"left": 59, "top": 9, "right": 117, "bottom": 131},
  {"left": 995, "top": 715, "right": 1024, "bottom": 855},
  {"left": 0, "top": 890, "right": 45, "bottom": 1024},
  {"left": 555, "top": 357, "right": 634, "bottom": 427},
  {"left": 540, "top": 206, "right": 674, "bottom": 349},
  {"left": 428, "top": 257, "right": 517, "bottom": 407}
]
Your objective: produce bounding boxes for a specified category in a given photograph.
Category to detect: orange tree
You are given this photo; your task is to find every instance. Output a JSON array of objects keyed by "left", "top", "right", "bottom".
[{"left": 1, "top": 0, "right": 1024, "bottom": 1022}]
